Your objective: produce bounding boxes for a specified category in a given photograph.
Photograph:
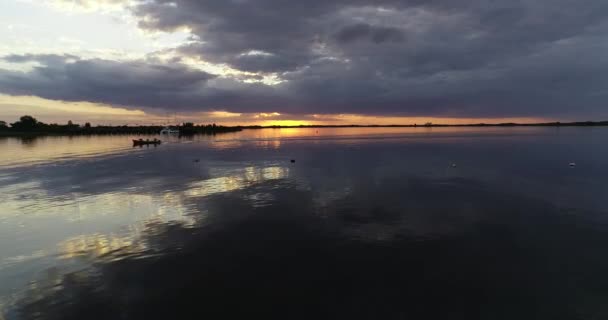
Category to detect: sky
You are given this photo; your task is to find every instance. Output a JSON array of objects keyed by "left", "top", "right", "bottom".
[{"left": 0, "top": 0, "right": 607, "bottom": 125}]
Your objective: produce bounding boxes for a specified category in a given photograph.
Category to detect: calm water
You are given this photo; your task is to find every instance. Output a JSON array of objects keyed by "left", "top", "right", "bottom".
[{"left": 1, "top": 127, "right": 608, "bottom": 319}]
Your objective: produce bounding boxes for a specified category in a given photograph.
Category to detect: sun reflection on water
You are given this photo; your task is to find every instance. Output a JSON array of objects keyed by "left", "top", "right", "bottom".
[{"left": 186, "top": 166, "right": 289, "bottom": 198}]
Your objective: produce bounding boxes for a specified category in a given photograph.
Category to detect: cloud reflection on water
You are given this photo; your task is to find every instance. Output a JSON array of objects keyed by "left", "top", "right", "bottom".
[
  {"left": 2, "top": 128, "right": 608, "bottom": 319},
  {"left": 7, "top": 174, "right": 608, "bottom": 320},
  {"left": 185, "top": 166, "right": 289, "bottom": 199}
]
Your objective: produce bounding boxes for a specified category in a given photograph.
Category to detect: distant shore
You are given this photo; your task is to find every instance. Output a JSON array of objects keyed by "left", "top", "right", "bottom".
[
  {"left": 2, "top": 120, "right": 608, "bottom": 138},
  {"left": 237, "top": 121, "right": 608, "bottom": 129},
  {"left": 0, "top": 125, "right": 242, "bottom": 138},
  {"left": 0, "top": 128, "right": 242, "bottom": 137},
  {"left": 0, "top": 115, "right": 247, "bottom": 137}
]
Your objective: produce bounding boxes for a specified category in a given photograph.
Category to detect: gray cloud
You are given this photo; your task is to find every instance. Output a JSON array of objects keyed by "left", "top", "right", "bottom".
[
  {"left": 0, "top": 55, "right": 217, "bottom": 111},
  {"left": 3, "top": 54, "right": 79, "bottom": 65},
  {"left": 333, "top": 23, "right": 406, "bottom": 44},
  {"left": 2, "top": 0, "right": 608, "bottom": 119}
]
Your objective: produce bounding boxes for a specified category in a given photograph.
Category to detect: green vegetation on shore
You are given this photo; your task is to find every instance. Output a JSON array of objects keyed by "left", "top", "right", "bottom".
[{"left": 0, "top": 115, "right": 241, "bottom": 137}]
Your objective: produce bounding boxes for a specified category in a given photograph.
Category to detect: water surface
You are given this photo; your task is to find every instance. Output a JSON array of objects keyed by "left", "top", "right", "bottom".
[{"left": 1, "top": 127, "right": 608, "bottom": 319}]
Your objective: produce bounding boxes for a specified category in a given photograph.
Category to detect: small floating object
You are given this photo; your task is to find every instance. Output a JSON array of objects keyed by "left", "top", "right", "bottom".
[
  {"left": 193, "top": 159, "right": 200, "bottom": 163},
  {"left": 569, "top": 162, "right": 576, "bottom": 167},
  {"left": 451, "top": 163, "right": 457, "bottom": 168},
  {"left": 290, "top": 159, "right": 296, "bottom": 163}
]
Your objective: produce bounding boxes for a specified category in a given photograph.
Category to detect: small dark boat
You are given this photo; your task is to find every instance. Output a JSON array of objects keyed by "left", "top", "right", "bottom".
[{"left": 133, "top": 139, "right": 161, "bottom": 146}]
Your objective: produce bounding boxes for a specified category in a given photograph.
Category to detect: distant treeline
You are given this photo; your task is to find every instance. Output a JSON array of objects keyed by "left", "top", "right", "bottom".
[
  {"left": 0, "top": 115, "right": 241, "bottom": 136},
  {"left": 237, "top": 121, "right": 608, "bottom": 129},
  {"left": 2, "top": 116, "right": 607, "bottom": 137}
]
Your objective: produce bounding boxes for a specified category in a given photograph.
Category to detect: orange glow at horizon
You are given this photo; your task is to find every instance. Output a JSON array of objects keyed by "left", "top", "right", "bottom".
[
  {"left": 261, "top": 120, "right": 313, "bottom": 126},
  {"left": 0, "top": 94, "right": 556, "bottom": 126},
  {"left": 252, "top": 114, "right": 550, "bottom": 127},
  {"left": 302, "top": 114, "right": 551, "bottom": 126}
]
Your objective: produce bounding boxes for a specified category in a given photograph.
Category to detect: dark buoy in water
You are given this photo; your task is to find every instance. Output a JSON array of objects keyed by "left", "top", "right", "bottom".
[
  {"left": 569, "top": 162, "right": 576, "bottom": 167},
  {"left": 291, "top": 159, "right": 296, "bottom": 163},
  {"left": 451, "top": 163, "right": 457, "bottom": 168},
  {"left": 194, "top": 159, "right": 200, "bottom": 163}
]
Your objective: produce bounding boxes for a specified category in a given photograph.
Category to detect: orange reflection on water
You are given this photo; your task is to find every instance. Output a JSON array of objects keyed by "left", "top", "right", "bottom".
[
  {"left": 0, "top": 127, "right": 553, "bottom": 168},
  {"left": 232, "top": 126, "right": 550, "bottom": 142},
  {"left": 253, "top": 139, "right": 282, "bottom": 149}
]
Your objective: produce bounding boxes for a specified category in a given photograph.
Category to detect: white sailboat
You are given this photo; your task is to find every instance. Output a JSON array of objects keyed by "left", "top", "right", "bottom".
[
  {"left": 160, "top": 114, "right": 180, "bottom": 135},
  {"left": 160, "top": 126, "right": 180, "bottom": 135}
]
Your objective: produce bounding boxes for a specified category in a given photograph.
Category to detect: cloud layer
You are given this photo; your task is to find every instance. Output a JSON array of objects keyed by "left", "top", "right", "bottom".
[{"left": 2, "top": 0, "right": 608, "bottom": 119}]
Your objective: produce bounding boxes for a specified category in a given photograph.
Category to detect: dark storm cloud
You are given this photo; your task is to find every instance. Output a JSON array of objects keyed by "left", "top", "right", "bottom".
[
  {"left": 0, "top": 55, "right": 226, "bottom": 110},
  {"left": 333, "top": 23, "right": 405, "bottom": 44},
  {"left": 2, "top": 0, "right": 608, "bottom": 118},
  {"left": 0, "top": 54, "right": 292, "bottom": 113}
]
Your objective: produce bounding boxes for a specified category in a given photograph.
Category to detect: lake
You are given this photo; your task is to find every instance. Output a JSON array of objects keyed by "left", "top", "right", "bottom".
[{"left": 1, "top": 127, "right": 608, "bottom": 319}]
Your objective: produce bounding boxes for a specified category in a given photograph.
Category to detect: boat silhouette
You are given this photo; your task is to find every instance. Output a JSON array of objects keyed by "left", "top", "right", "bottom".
[{"left": 133, "top": 139, "right": 161, "bottom": 146}]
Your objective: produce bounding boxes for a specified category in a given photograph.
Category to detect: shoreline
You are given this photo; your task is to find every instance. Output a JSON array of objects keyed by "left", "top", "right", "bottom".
[
  {"left": 0, "top": 128, "right": 242, "bottom": 138},
  {"left": 2, "top": 121, "right": 607, "bottom": 137},
  {"left": 237, "top": 120, "right": 608, "bottom": 129}
]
